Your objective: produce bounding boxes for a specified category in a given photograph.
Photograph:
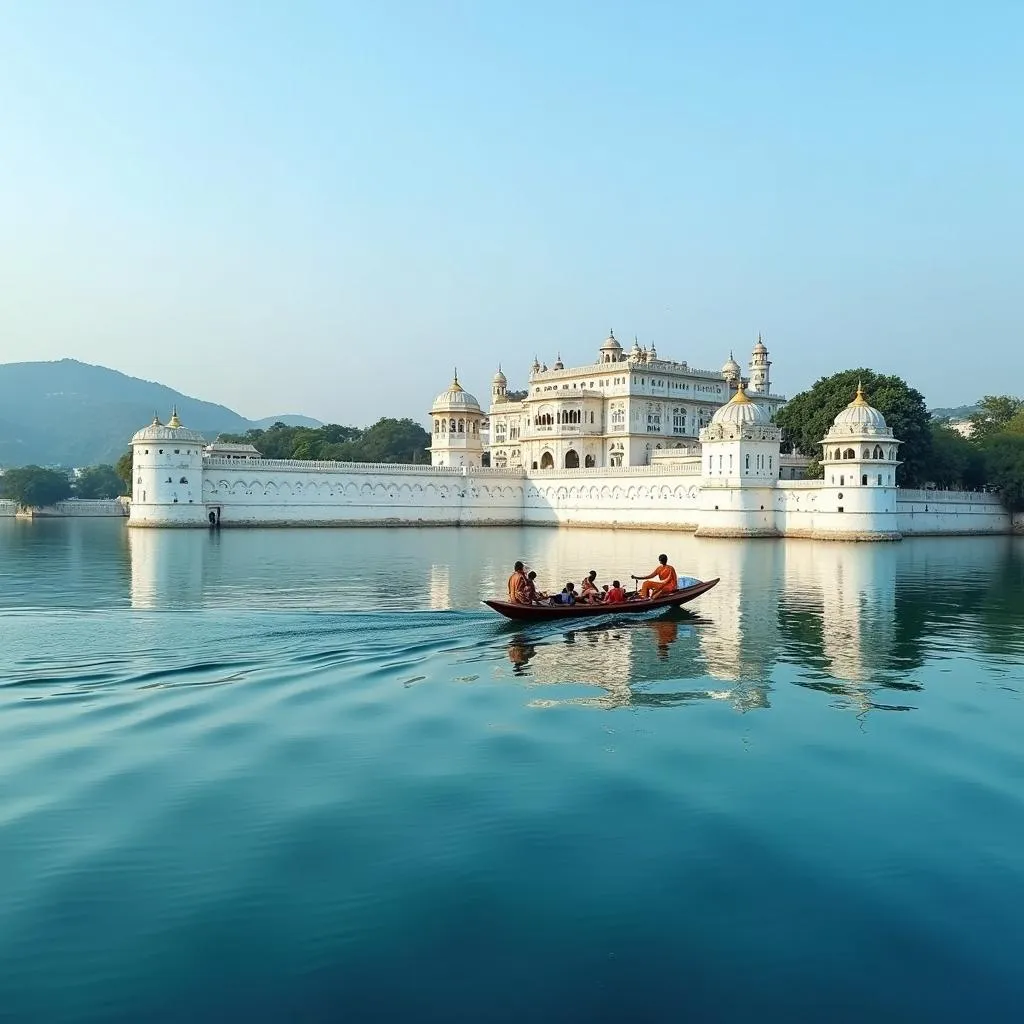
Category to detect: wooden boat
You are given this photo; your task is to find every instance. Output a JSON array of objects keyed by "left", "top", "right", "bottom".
[{"left": 484, "top": 577, "right": 720, "bottom": 622}]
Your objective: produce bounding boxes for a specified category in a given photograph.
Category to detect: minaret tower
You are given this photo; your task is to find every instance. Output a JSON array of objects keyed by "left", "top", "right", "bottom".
[
  {"left": 491, "top": 365, "right": 508, "bottom": 404},
  {"left": 749, "top": 334, "right": 771, "bottom": 395}
]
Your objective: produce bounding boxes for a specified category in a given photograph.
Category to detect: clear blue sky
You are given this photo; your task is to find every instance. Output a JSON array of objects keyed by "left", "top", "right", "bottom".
[{"left": 2, "top": 1, "right": 1021, "bottom": 423}]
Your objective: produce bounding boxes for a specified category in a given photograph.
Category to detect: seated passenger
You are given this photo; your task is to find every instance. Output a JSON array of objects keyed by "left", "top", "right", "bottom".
[
  {"left": 525, "top": 570, "right": 547, "bottom": 604},
  {"left": 579, "top": 570, "right": 601, "bottom": 604},
  {"left": 605, "top": 580, "right": 627, "bottom": 603},
  {"left": 549, "top": 582, "right": 577, "bottom": 606},
  {"left": 507, "top": 560, "right": 530, "bottom": 604}
]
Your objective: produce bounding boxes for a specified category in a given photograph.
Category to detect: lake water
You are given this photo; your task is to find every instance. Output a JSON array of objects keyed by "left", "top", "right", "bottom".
[{"left": 1, "top": 520, "right": 1023, "bottom": 1022}]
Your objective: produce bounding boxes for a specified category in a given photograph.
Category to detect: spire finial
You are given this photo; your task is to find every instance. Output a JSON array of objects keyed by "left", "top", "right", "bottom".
[
  {"left": 168, "top": 406, "right": 181, "bottom": 429},
  {"left": 853, "top": 379, "right": 868, "bottom": 405}
]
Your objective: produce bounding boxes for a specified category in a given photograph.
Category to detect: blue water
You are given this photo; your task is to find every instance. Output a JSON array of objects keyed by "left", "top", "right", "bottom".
[{"left": 1, "top": 520, "right": 1023, "bottom": 1022}]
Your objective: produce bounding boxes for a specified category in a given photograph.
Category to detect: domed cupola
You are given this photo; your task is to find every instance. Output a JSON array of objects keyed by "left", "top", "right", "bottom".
[
  {"left": 629, "top": 337, "right": 643, "bottom": 360},
  {"left": 599, "top": 330, "right": 623, "bottom": 363},
  {"left": 827, "top": 384, "right": 889, "bottom": 435},
  {"left": 491, "top": 365, "right": 508, "bottom": 404},
  {"left": 131, "top": 406, "right": 206, "bottom": 445},
  {"left": 552, "top": 353, "right": 564, "bottom": 370},
  {"left": 707, "top": 381, "right": 772, "bottom": 430},
  {"left": 531, "top": 356, "right": 542, "bottom": 374},
  {"left": 429, "top": 371, "right": 484, "bottom": 468},
  {"left": 721, "top": 352, "right": 741, "bottom": 381},
  {"left": 431, "top": 372, "right": 482, "bottom": 415}
]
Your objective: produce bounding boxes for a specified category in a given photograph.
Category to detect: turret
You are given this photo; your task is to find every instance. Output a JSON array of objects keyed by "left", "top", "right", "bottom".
[
  {"left": 491, "top": 365, "right": 508, "bottom": 404},
  {"left": 128, "top": 407, "right": 208, "bottom": 527},
  {"left": 429, "top": 372, "right": 484, "bottom": 468}
]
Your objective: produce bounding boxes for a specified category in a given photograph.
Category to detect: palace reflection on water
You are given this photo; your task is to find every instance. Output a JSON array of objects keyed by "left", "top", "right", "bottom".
[
  {"left": 1, "top": 519, "right": 1016, "bottom": 716},
  {"left": 110, "top": 523, "right": 1024, "bottom": 718}
]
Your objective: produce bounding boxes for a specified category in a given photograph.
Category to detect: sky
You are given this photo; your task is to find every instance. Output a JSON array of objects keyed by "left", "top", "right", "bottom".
[{"left": 2, "top": 1, "right": 1021, "bottom": 424}]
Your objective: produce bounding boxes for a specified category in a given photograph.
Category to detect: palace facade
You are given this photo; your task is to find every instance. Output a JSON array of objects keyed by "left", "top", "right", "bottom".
[{"left": 429, "top": 332, "right": 783, "bottom": 471}]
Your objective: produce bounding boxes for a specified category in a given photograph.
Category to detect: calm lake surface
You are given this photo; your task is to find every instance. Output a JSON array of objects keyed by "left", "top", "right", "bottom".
[{"left": 1, "top": 519, "right": 1023, "bottom": 1022}]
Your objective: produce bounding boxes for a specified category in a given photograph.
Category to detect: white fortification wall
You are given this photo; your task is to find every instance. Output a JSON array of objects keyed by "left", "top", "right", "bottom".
[
  {"left": 125, "top": 454, "right": 1019, "bottom": 539},
  {"left": 0, "top": 500, "right": 16, "bottom": 517}
]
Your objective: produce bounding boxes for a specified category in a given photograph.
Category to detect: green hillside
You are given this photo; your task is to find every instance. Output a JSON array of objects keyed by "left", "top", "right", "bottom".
[{"left": 0, "top": 359, "right": 318, "bottom": 467}]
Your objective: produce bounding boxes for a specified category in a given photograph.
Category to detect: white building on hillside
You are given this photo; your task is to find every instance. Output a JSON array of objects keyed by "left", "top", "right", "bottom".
[{"left": 483, "top": 332, "right": 785, "bottom": 470}]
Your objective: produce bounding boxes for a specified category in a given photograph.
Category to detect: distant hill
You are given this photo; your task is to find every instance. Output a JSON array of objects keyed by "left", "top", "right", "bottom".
[
  {"left": 253, "top": 414, "right": 323, "bottom": 429},
  {"left": 930, "top": 405, "right": 979, "bottom": 421},
  {"left": 0, "top": 359, "right": 318, "bottom": 467}
]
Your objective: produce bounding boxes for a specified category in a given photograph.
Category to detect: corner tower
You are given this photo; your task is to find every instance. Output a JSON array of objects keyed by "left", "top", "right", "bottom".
[
  {"left": 696, "top": 381, "right": 783, "bottom": 537},
  {"left": 129, "top": 408, "right": 208, "bottom": 527},
  {"left": 818, "top": 385, "right": 902, "bottom": 539}
]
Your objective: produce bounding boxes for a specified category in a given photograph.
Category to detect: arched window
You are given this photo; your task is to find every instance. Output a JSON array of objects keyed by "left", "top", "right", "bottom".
[
  {"left": 745, "top": 454, "right": 750, "bottom": 471},
  {"left": 540, "top": 451, "right": 554, "bottom": 469},
  {"left": 873, "top": 445, "right": 883, "bottom": 459},
  {"left": 458, "top": 419, "right": 465, "bottom": 433},
  {"left": 584, "top": 454, "right": 595, "bottom": 467},
  {"left": 863, "top": 448, "right": 871, "bottom": 459},
  {"left": 877, "top": 474, "right": 882, "bottom": 485},
  {"left": 564, "top": 449, "right": 580, "bottom": 469},
  {"left": 449, "top": 419, "right": 456, "bottom": 432},
  {"left": 843, "top": 448, "right": 856, "bottom": 460},
  {"left": 861, "top": 474, "right": 868, "bottom": 486},
  {"left": 834, "top": 448, "right": 841, "bottom": 460},
  {"left": 840, "top": 475, "right": 845, "bottom": 486},
  {"left": 180, "top": 477, "right": 188, "bottom": 484}
]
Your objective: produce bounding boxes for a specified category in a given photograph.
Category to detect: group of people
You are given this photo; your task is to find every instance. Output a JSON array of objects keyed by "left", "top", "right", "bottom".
[{"left": 506, "top": 555, "right": 679, "bottom": 607}]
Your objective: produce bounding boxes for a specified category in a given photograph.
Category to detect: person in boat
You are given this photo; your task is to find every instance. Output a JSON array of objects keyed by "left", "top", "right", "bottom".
[
  {"left": 525, "top": 570, "right": 546, "bottom": 604},
  {"left": 633, "top": 554, "right": 678, "bottom": 600},
  {"left": 579, "top": 570, "right": 601, "bottom": 604},
  {"left": 549, "top": 582, "right": 577, "bottom": 606},
  {"left": 507, "top": 560, "right": 530, "bottom": 604},
  {"left": 604, "top": 580, "right": 627, "bottom": 603}
]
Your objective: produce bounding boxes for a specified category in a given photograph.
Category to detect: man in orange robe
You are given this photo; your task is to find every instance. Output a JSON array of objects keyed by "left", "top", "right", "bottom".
[
  {"left": 507, "top": 560, "right": 530, "bottom": 604},
  {"left": 634, "top": 554, "right": 678, "bottom": 599}
]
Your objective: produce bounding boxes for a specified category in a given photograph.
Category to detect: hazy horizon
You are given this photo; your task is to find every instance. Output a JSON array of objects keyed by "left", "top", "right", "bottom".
[{"left": 3, "top": 2, "right": 1021, "bottom": 423}]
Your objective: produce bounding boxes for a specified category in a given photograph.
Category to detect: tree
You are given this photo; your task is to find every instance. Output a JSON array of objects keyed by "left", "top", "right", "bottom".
[
  {"left": 925, "top": 423, "right": 986, "bottom": 490},
  {"left": 355, "top": 418, "right": 431, "bottom": 463},
  {"left": 968, "top": 395, "right": 1024, "bottom": 441},
  {"left": 217, "top": 419, "right": 429, "bottom": 464},
  {"left": 115, "top": 448, "right": 134, "bottom": 491},
  {"left": 776, "top": 368, "right": 932, "bottom": 486},
  {"left": 75, "top": 464, "right": 126, "bottom": 498},
  {"left": 0, "top": 466, "right": 73, "bottom": 508},
  {"left": 981, "top": 434, "right": 1024, "bottom": 511}
]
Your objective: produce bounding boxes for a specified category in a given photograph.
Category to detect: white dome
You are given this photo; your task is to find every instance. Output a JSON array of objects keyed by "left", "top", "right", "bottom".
[
  {"left": 830, "top": 386, "right": 888, "bottom": 433},
  {"left": 721, "top": 354, "right": 741, "bottom": 378},
  {"left": 600, "top": 331, "right": 622, "bottom": 351},
  {"left": 131, "top": 409, "right": 206, "bottom": 445},
  {"left": 431, "top": 375, "right": 481, "bottom": 413},
  {"left": 709, "top": 384, "right": 771, "bottom": 428},
  {"left": 752, "top": 335, "right": 768, "bottom": 355},
  {"left": 492, "top": 366, "right": 507, "bottom": 385}
]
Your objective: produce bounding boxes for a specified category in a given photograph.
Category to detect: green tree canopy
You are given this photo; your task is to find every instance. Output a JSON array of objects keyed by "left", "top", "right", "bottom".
[
  {"left": 925, "top": 423, "right": 986, "bottom": 490},
  {"left": 115, "top": 448, "right": 134, "bottom": 491},
  {"left": 0, "top": 466, "right": 73, "bottom": 508},
  {"left": 775, "top": 369, "right": 932, "bottom": 486},
  {"left": 981, "top": 434, "right": 1024, "bottom": 511},
  {"left": 968, "top": 395, "right": 1024, "bottom": 442},
  {"left": 217, "top": 419, "right": 429, "bottom": 464},
  {"left": 75, "top": 464, "right": 126, "bottom": 499}
]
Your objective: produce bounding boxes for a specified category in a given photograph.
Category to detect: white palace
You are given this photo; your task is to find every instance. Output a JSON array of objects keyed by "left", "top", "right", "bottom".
[
  {"left": 125, "top": 333, "right": 1017, "bottom": 540},
  {"left": 430, "top": 333, "right": 783, "bottom": 471}
]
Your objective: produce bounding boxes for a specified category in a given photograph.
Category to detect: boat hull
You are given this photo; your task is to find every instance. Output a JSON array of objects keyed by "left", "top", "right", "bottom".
[{"left": 483, "top": 578, "right": 720, "bottom": 621}]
